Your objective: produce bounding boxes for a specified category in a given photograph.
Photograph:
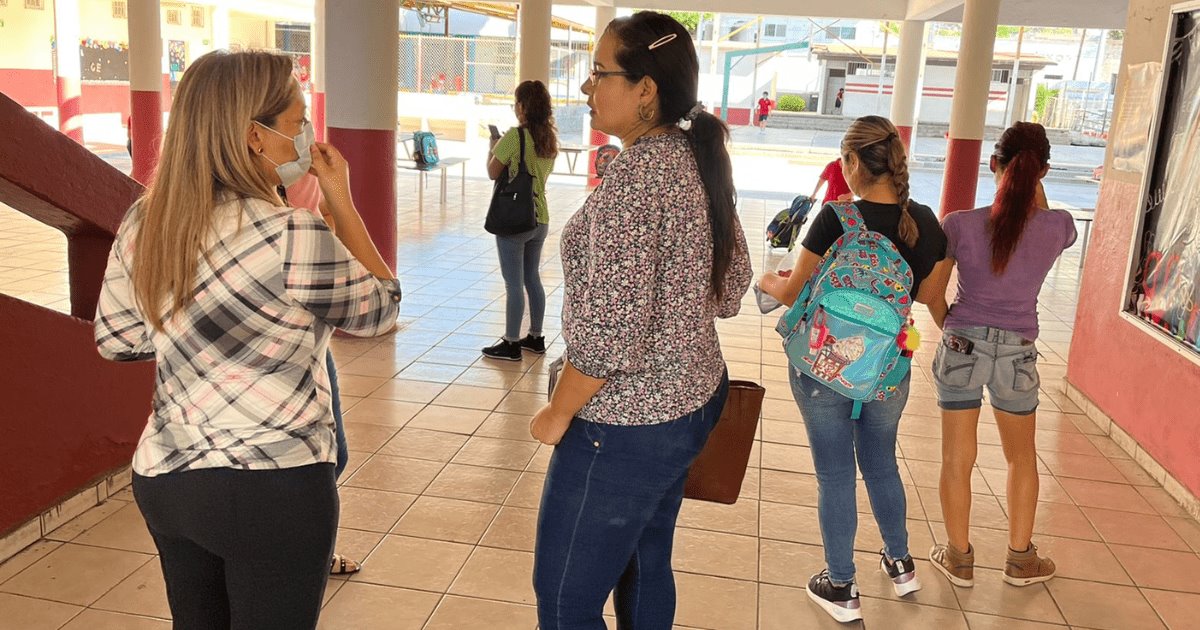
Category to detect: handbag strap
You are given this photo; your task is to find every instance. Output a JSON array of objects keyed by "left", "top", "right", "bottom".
[{"left": 515, "top": 127, "right": 530, "bottom": 176}]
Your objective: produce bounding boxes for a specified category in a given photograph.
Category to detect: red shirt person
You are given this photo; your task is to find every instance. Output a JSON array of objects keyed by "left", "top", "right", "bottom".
[
  {"left": 810, "top": 158, "right": 853, "bottom": 206},
  {"left": 757, "top": 92, "right": 774, "bottom": 129}
]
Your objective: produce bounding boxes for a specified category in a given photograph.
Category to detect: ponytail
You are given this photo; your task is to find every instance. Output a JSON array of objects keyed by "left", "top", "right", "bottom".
[
  {"left": 888, "top": 135, "right": 918, "bottom": 248},
  {"left": 843, "top": 115, "right": 918, "bottom": 248},
  {"left": 989, "top": 150, "right": 1042, "bottom": 273},
  {"left": 684, "top": 110, "right": 737, "bottom": 299}
]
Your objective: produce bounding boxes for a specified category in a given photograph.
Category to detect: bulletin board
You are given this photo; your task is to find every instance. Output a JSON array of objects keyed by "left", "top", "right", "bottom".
[{"left": 1125, "top": 2, "right": 1200, "bottom": 354}]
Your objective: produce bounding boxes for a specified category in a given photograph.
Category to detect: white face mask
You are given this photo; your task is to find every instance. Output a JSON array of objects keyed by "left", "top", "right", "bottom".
[{"left": 255, "top": 120, "right": 314, "bottom": 187}]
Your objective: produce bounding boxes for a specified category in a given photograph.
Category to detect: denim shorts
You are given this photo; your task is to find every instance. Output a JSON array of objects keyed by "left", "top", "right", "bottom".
[{"left": 932, "top": 326, "right": 1040, "bottom": 415}]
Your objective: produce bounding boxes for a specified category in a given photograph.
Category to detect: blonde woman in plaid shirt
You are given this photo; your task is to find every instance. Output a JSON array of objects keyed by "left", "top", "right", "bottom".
[{"left": 94, "top": 51, "right": 400, "bottom": 629}]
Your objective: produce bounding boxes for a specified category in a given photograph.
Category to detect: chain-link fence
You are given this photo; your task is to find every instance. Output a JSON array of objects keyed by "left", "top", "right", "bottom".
[{"left": 1040, "top": 82, "right": 1115, "bottom": 136}]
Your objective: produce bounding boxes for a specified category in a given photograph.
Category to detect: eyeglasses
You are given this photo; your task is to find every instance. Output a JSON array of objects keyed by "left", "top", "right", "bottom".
[{"left": 588, "top": 68, "right": 635, "bottom": 84}]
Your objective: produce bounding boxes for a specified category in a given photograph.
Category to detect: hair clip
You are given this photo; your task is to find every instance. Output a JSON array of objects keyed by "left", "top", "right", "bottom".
[{"left": 648, "top": 33, "right": 677, "bottom": 50}]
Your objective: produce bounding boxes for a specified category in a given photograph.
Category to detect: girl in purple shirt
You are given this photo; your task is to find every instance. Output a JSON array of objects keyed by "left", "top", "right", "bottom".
[{"left": 923, "top": 122, "right": 1076, "bottom": 590}]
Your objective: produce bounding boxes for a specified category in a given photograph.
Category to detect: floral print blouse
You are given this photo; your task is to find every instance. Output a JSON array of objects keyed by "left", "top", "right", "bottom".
[{"left": 561, "top": 133, "right": 753, "bottom": 425}]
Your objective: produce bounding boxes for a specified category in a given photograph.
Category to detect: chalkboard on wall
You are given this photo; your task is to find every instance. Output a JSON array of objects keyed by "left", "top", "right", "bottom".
[{"left": 80, "top": 40, "right": 129, "bottom": 81}]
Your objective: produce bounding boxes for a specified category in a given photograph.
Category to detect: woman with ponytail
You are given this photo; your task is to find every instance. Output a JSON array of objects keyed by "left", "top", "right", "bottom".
[
  {"left": 482, "top": 80, "right": 558, "bottom": 361},
  {"left": 527, "top": 11, "right": 751, "bottom": 628},
  {"left": 925, "top": 122, "right": 1076, "bottom": 589},
  {"left": 759, "top": 116, "right": 949, "bottom": 622}
]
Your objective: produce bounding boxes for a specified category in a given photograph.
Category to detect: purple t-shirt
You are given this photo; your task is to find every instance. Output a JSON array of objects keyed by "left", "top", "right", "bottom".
[{"left": 943, "top": 207, "right": 1077, "bottom": 340}]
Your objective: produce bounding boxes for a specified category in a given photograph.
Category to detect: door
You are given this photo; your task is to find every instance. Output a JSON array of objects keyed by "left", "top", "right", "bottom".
[{"left": 824, "top": 70, "right": 846, "bottom": 115}]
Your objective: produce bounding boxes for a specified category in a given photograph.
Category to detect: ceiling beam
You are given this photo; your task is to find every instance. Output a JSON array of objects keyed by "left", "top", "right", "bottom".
[{"left": 906, "top": 0, "right": 963, "bottom": 21}]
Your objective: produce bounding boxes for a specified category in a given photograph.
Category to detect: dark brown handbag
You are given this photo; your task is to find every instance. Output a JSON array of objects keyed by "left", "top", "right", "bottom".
[{"left": 683, "top": 380, "right": 766, "bottom": 504}]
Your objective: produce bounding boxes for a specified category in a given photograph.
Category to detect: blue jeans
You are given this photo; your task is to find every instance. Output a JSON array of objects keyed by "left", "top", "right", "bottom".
[
  {"left": 327, "top": 351, "right": 349, "bottom": 480},
  {"left": 790, "top": 370, "right": 911, "bottom": 584},
  {"left": 496, "top": 223, "right": 548, "bottom": 342},
  {"left": 533, "top": 373, "right": 730, "bottom": 630}
]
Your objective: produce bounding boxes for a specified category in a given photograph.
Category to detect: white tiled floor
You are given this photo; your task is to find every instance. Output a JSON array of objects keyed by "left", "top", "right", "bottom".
[{"left": 1, "top": 173, "right": 1197, "bottom": 629}]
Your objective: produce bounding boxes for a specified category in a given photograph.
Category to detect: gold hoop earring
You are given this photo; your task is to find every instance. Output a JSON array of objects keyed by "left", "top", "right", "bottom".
[{"left": 637, "top": 103, "right": 655, "bottom": 122}]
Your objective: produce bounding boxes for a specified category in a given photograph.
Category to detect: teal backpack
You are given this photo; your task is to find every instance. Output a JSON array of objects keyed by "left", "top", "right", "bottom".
[
  {"left": 413, "top": 131, "right": 439, "bottom": 166},
  {"left": 776, "top": 202, "right": 917, "bottom": 419}
]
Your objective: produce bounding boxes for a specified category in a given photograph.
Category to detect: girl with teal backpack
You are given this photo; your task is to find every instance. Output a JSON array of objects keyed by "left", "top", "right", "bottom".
[{"left": 759, "top": 115, "right": 951, "bottom": 623}]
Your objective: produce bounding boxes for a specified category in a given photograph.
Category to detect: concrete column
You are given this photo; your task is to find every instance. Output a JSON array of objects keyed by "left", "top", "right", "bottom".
[
  {"left": 587, "top": 5, "right": 616, "bottom": 188},
  {"left": 889, "top": 20, "right": 927, "bottom": 152},
  {"left": 939, "top": 0, "right": 1000, "bottom": 216},
  {"left": 211, "top": 3, "right": 231, "bottom": 50},
  {"left": 311, "top": 0, "right": 326, "bottom": 141},
  {"left": 326, "top": 0, "right": 398, "bottom": 270},
  {"left": 53, "top": 0, "right": 83, "bottom": 143},
  {"left": 518, "top": 0, "right": 552, "bottom": 85},
  {"left": 128, "top": 0, "right": 164, "bottom": 184}
]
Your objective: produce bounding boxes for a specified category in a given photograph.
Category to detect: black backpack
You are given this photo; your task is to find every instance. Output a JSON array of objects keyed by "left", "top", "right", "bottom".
[{"left": 766, "top": 195, "right": 815, "bottom": 250}]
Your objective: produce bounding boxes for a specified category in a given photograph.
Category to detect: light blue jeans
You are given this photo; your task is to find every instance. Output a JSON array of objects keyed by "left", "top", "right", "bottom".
[
  {"left": 790, "top": 369, "right": 912, "bottom": 584},
  {"left": 496, "top": 222, "right": 548, "bottom": 342}
]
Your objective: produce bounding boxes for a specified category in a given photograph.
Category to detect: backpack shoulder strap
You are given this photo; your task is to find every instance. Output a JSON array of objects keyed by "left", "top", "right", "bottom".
[{"left": 829, "top": 202, "right": 868, "bottom": 234}]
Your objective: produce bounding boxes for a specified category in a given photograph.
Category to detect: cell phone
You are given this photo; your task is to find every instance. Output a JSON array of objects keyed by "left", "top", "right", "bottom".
[
  {"left": 942, "top": 334, "right": 975, "bottom": 355},
  {"left": 488, "top": 124, "right": 501, "bottom": 140}
]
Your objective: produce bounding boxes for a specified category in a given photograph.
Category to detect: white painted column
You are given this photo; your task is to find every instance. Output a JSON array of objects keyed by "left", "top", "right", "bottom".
[
  {"left": 128, "top": 0, "right": 164, "bottom": 183},
  {"left": 53, "top": 0, "right": 83, "bottom": 143},
  {"left": 211, "top": 2, "right": 231, "bottom": 50},
  {"left": 940, "top": 0, "right": 1000, "bottom": 216},
  {"left": 311, "top": 0, "right": 326, "bottom": 141},
  {"left": 587, "top": 5, "right": 617, "bottom": 187},
  {"left": 325, "top": 0, "right": 399, "bottom": 270},
  {"left": 518, "top": 0, "right": 552, "bottom": 85},
  {"left": 890, "top": 20, "right": 928, "bottom": 151}
]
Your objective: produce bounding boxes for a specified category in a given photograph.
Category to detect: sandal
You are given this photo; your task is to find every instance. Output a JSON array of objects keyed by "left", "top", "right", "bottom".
[{"left": 330, "top": 553, "right": 361, "bottom": 575}]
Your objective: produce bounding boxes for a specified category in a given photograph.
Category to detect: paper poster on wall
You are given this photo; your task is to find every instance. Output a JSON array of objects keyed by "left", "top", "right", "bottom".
[
  {"left": 1127, "top": 7, "right": 1200, "bottom": 353},
  {"left": 1111, "top": 62, "right": 1162, "bottom": 174}
]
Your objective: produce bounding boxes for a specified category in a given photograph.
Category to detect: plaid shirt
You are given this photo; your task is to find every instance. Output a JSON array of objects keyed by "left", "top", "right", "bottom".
[{"left": 95, "top": 197, "right": 401, "bottom": 477}]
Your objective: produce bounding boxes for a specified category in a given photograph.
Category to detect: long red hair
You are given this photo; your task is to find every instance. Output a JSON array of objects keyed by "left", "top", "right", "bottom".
[{"left": 989, "top": 122, "right": 1050, "bottom": 274}]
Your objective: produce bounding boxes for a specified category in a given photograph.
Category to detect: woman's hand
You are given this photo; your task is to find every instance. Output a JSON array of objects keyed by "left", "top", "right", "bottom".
[
  {"left": 309, "top": 142, "right": 353, "bottom": 206},
  {"left": 759, "top": 271, "right": 789, "bottom": 304},
  {"left": 530, "top": 403, "right": 573, "bottom": 446}
]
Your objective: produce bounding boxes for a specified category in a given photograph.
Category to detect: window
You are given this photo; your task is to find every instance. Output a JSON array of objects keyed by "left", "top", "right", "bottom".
[
  {"left": 25, "top": 0, "right": 45, "bottom": 9},
  {"left": 764, "top": 24, "right": 788, "bottom": 38},
  {"left": 191, "top": 6, "right": 204, "bottom": 28},
  {"left": 166, "top": 8, "right": 181, "bottom": 25},
  {"left": 992, "top": 69, "right": 1012, "bottom": 84},
  {"left": 112, "top": 1, "right": 127, "bottom": 19},
  {"left": 847, "top": 61, "right": 871, "bottom": 76},
  {"left": 827, "top": 26, "right": 856, "bottom": 40}
]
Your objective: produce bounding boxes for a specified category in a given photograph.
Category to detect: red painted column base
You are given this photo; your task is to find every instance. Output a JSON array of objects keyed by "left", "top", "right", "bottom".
[
  {"left": 326, "top": 126, "right": 397, "bottom": 271},
  {"left": 896, "top": 125, "right": 914, "bottom": 154},
  {"left": 56, "top": 76, "right": 84, "bottom": 144},
  {"left": 130, "top": 90, "right": 163, "bottom": 185},
  {"left": 312, "top": 92, "right": 326, "bottom": 143},
  {"left": 939, "top": 137, "right": 983, "bottom": 217}
]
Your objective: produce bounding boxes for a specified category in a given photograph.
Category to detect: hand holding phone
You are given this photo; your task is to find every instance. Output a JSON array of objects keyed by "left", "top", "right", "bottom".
[{"left": 488, "top": 124, "right": 501, "bottom": 140}]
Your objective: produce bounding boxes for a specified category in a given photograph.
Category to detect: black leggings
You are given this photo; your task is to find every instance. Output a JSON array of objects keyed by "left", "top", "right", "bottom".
[{"left": 133, "top": 464, "right": 339, "bottom": 630}]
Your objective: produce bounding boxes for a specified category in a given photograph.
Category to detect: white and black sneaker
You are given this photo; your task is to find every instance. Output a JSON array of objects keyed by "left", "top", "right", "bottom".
[
  {"left": 806, "top": 570, "right": 863, "bottom": 623},
  {"left": 880, "top": 550, "right": 923, "bottom": 596}
]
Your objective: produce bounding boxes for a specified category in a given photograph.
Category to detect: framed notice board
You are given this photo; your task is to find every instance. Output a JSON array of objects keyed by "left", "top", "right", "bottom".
[{"left": 1124, "top": 1, "right": 1200, "bottom": 356}]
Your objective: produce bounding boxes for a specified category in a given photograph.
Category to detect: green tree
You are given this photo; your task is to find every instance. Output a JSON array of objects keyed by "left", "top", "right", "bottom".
[{"left": 666, "top": 11, "right": 714, "bottom": 37}]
